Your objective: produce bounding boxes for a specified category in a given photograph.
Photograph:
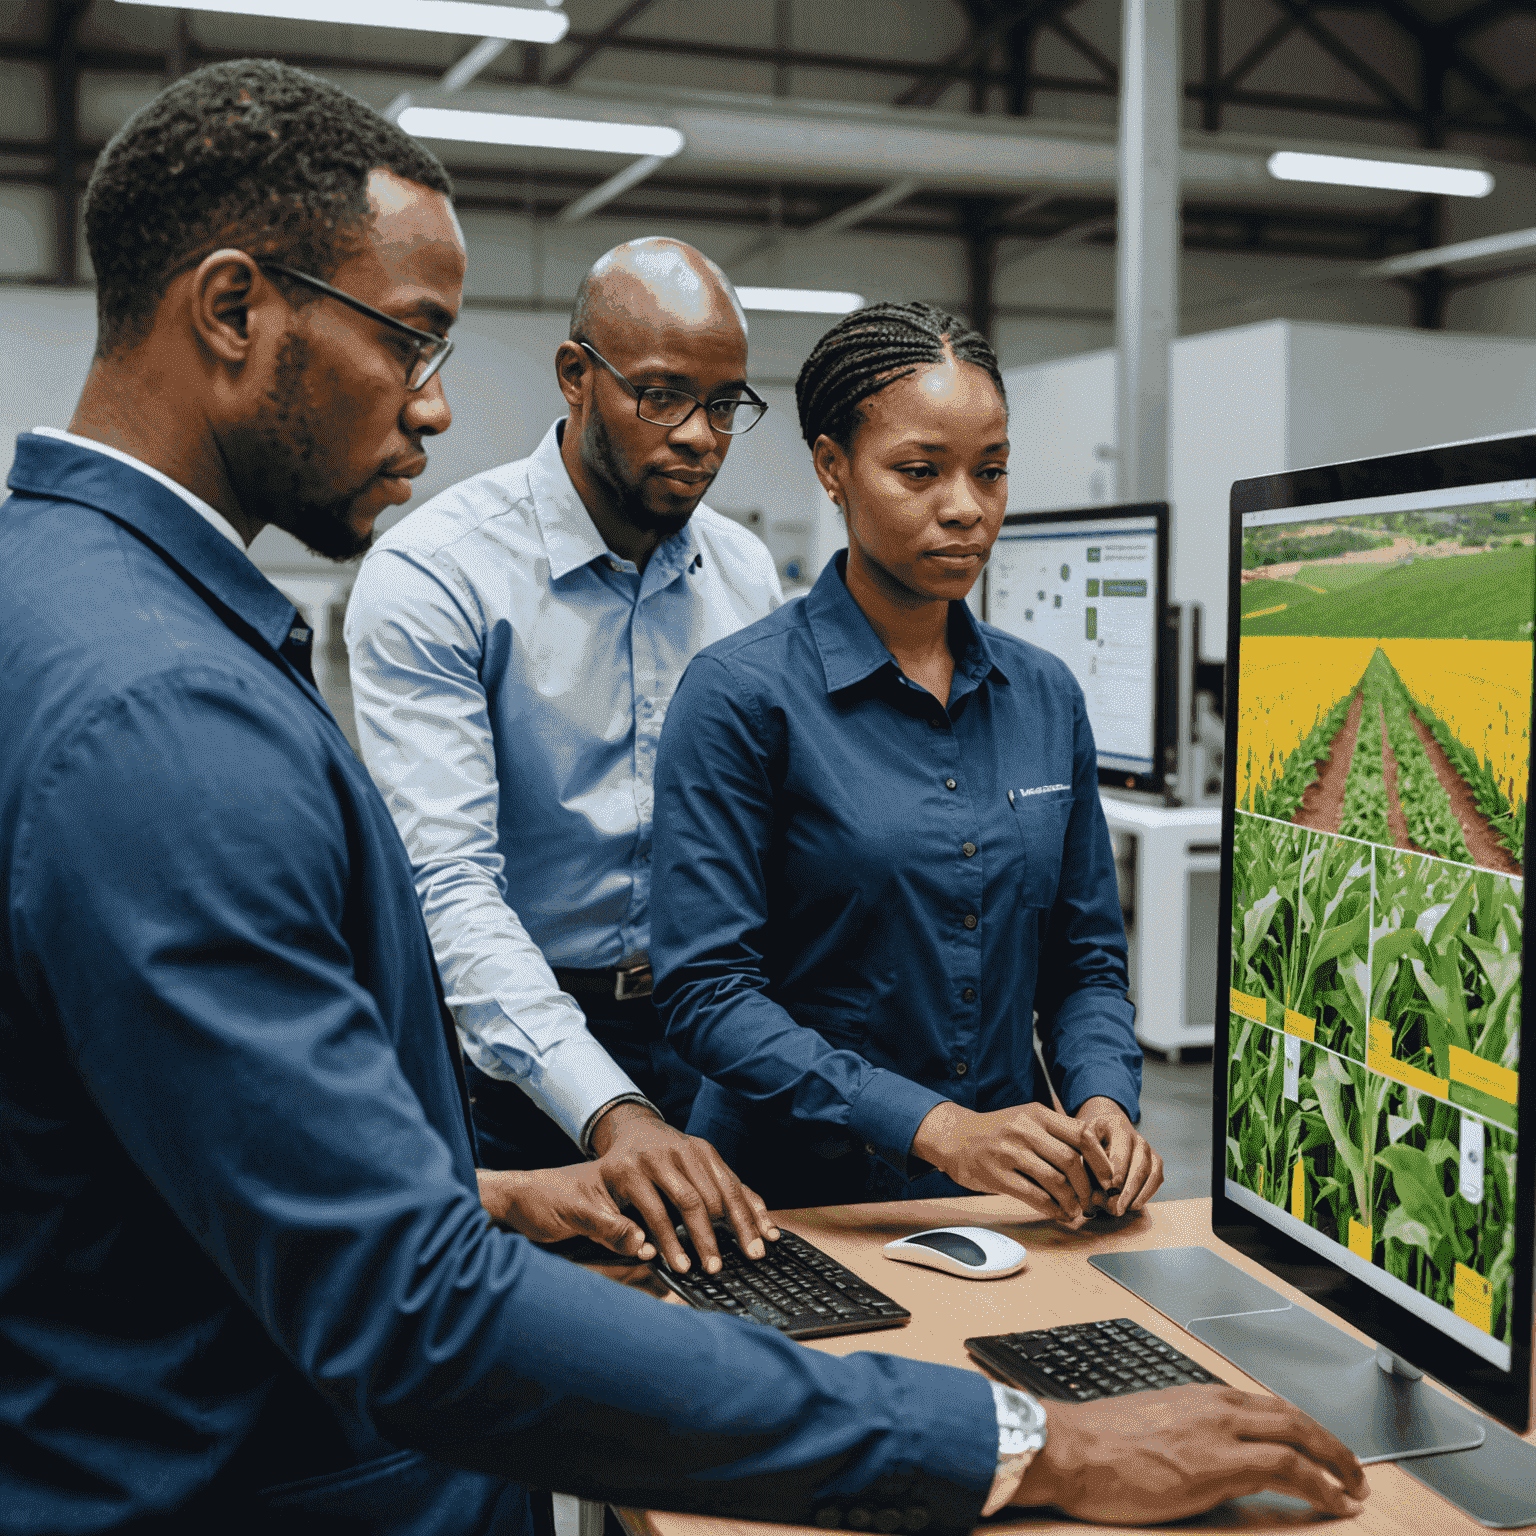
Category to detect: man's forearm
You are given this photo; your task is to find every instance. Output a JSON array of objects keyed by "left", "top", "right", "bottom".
[{"left": 586, "top": 1097, "right": 665, "bottom": 1158}]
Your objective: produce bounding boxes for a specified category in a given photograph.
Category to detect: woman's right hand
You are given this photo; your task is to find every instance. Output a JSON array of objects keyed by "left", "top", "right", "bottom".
[{"left": 910, "top": 1101, "right": 1117, "bottom": 1224}]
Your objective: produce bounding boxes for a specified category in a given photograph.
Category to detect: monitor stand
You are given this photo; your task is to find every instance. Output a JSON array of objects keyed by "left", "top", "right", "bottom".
[{"left": 1089, "top": 1247, "right": 1484, "bottom": 1462}]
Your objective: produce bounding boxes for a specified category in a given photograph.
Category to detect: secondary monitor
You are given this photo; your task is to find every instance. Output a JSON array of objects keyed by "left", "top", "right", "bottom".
[
  {"left": 1217, "top": 434, "right": 1535, "bottom": 1444},
  {"left": 985, "top": 503, "right": 1170, "bottom": 792}
]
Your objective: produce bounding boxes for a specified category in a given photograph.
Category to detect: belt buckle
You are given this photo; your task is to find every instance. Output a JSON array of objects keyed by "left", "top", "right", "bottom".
[{"left": 614, "top": 963, "right": 653, "bottom": 1001}]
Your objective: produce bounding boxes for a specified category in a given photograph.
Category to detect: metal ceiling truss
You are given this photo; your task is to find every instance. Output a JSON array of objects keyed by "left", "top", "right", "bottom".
[{"left": 9, "top": 0, "right": 1536, "bottom": 327}]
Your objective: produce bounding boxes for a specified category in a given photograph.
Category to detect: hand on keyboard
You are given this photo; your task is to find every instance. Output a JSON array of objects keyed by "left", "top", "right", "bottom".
[
  {"left": 477, "top": 1164, "right": 657, "bottom": 1259},
  {"left": 1014, "top": 1384, "right": 1368, "bottom": 1523},
  {"left": 588, "top": 1105, "right": 779, "bottom": 1276}
]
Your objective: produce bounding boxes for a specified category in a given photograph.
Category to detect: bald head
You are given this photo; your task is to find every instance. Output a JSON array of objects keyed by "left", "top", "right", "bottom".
[{"left": 570, "top": 237, "right": 746, "bottom": 351}]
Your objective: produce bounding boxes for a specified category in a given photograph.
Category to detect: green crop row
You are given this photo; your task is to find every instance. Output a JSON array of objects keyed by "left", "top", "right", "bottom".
[
  {"left": 1366, "top": 654, "right": 1471, "bottom": 862},
  {"left": 1248, "top": 690, "right": 1353, "bottom": 821},
  {"left": 1337, "top": 685, "right": 1390, "bottom": 845},
  {"left": 1412, "top": 695, "right": 1526, "bottom": 866}
]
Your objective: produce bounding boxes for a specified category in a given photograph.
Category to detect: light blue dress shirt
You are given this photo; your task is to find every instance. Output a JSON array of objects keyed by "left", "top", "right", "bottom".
[{"left": 346, "top": 420, "right": 781, "bottom": 1147}]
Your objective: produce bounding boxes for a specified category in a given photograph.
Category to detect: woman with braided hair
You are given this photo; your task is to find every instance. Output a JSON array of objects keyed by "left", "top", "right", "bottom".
[{"left": 649, "top": 301, "right": 1164, "bottom": 1214}]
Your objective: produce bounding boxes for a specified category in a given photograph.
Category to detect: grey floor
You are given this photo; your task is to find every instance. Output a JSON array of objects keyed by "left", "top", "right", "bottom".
[{"left": 1140, "top": 1051, "right": 1214, "bottom": 1202}]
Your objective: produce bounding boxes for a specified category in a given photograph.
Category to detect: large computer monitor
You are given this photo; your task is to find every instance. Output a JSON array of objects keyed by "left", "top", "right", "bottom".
[
  {"left": 1214, "top": 434, "right": 1535, "bottom": 1450},
  {"left": 985, "top": 503, "right": 1172, "bottom": 793}
]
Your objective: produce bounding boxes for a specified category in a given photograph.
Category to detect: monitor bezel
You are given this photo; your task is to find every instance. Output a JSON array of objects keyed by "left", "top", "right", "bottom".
[
  {"left": 989, "top": 502, "right": 1172, "bottom": 794},
  {"left": 1214, "top": 435, "right": 1536, "bottom": 1432}
]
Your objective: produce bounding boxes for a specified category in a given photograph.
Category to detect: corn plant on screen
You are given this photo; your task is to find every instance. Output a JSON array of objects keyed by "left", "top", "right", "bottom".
[{"left": 1229, "top": 488, "right": 1531, "bottom": 1372}]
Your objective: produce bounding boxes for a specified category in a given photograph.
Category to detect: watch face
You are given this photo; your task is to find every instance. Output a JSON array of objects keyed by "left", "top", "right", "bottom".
[{"left": 1005, "top": 1390, "right": 1049, "bottom": 1444}]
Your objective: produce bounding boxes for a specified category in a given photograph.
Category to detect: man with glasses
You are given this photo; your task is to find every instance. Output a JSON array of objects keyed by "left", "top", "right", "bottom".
[
  {"left": 346, "top": 237, "right": 783, "bottom": 1277},
  {"left": 0, "top": 58, "right": 1375, "bottom": 1536}
]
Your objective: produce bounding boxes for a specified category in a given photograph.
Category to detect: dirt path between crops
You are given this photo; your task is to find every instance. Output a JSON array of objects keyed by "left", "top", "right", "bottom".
[
  {"left": 1408, "top": 713, "right": 1522, "bottom": 875},
  {"left": 1293, "top": 690, "right": 1362, "bottom": 834},
  {"left": 1378, "top": 705, "right": 1418, "bottom": 853}
]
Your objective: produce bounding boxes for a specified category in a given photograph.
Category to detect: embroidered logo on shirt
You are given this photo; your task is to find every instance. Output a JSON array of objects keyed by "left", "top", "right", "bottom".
[{"left": 1015, "top": 782, "right": 1070, "bottom": 799}]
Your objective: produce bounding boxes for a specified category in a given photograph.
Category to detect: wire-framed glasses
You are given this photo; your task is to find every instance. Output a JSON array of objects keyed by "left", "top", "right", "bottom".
[
  {"left": 578, "top": 341, "right": 768, "bottom": 435},
  {"left": 259, "top": 262, "right": 454, "bottom": 391}
]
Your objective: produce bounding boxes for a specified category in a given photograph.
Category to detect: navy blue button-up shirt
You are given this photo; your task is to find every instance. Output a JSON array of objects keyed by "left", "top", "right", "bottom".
[
  {"left": 652, "top": 552, "right": 1140, "bottom": 1173},
  {"left": 0, "top": 435, "right": 1000, "bottom": 1533}
]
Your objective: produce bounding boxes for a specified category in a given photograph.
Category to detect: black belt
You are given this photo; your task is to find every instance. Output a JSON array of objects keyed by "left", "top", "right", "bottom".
[{"left": 554, "top": 962, "right": 654, "bottom": 1002}]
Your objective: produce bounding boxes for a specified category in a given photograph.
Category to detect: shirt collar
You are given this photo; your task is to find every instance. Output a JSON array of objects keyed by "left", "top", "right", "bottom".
[
  {"left": 527, "top": 418, "right": 698, "bottom": 583},
  {"left": 803, "top": 549, "right": 1010, "bottom": 696},
  {"left": 7, "top": 432, "right": 303, "bottom": 658},
  {"left": 32, "top": 427, "right": 248, "bottom": 554}
]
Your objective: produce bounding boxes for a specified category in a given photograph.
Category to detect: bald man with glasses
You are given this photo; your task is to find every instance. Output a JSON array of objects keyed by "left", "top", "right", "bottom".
[{"left": 346, "top": 237, "right": 782, "bottom": 1276}]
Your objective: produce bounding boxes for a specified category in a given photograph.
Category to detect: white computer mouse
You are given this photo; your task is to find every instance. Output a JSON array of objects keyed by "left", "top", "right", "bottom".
[{"left": 882, "top": 1226, "right": 1028, "bottom": 1280}]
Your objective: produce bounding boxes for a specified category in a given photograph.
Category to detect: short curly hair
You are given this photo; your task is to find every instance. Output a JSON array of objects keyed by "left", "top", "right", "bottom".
[
  {"left": 84, "top": 58, "right": 452, "bottom": 355},
  {"left": 795, "top": 300, "right": 1005, "bottom": 451}
]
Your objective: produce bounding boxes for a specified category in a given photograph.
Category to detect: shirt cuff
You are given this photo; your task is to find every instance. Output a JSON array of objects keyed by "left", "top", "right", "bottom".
[
  {"left": 580, "top": 1093, "right": 664, "bottom": 1158},
  {"left": 845, "top": 1069, "right": 949, "bottom": 1175},
  {"left": 1061, "top": 1068, "right": 1142, "bottom": 1123},
  {"left": 459, "top": 1027, "right": 641, "bottom": 1147},
  {"left": 980, "top": 1383, "right": 1043, "bottom": 1516}
]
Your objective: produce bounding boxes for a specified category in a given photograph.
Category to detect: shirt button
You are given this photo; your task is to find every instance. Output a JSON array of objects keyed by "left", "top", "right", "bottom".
[
  {"left": 962, "top": 987, "right": 976, "bottom": 1002},
  {"left": 926, "top": 716, "right": 945, "bottom": 731},
  {"left": 963, "top": 913, "right": 978, "bottom": 930},
  {"left": 962, "top": 841, "right": 976, "bottom": 857},
  {"left": 945, "top": 778, "right": 957, "bottom": 791},
  {"left": 953, "top": 1060, "right": 968, "bottom": 1077}
]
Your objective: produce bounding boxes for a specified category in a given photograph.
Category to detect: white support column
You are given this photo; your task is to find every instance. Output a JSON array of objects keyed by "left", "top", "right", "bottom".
[{"left": 1114, "top": 0, "right": 1181, "bottom": 505}]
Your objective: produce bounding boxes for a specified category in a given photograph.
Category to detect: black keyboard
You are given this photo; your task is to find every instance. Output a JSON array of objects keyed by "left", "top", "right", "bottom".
[
  {"left": 652, "top": 1226, "right": 910, "bottom": 1339},
  {"left": 965, "top": 1317, "right": 1224, "bottom": 1402}
]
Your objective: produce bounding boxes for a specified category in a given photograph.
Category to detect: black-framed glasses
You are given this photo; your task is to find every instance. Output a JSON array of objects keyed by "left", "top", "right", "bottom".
[
  {"left": 259, "top": 262, "right": 454, "bottom": 392},
  {"left": 578, "top": 341, "right": 767, "bottom": 435}
]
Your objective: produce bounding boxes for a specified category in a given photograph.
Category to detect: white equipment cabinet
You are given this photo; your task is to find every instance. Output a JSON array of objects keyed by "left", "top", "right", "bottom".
[{"left": 1099, "top": 793, "right": 1222, "bottom": 1061}]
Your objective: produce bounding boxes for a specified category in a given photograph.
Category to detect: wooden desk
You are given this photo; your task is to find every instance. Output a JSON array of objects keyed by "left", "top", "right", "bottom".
[{"left": 610, "top": 1195, "right": 1534, "bottom": 1536}]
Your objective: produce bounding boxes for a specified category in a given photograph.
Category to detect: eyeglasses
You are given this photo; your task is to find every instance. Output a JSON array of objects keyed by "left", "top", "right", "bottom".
[
  {"left": 578, "top": 341, "right": 767, "bottom": 435},
  {"left": 259, "top": 262, "right": 454, "bottom": 391}
]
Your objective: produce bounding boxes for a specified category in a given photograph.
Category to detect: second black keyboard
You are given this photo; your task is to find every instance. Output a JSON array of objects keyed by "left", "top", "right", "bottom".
[
  {"left": 965, "top": 1317, "right": 1224, "bottom": 1401},
  {"left": 652, "top": 1226, "right": 910, "bottom": 1339}
]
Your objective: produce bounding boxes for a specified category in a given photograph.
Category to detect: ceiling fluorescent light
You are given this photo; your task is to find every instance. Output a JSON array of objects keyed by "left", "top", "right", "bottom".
[
  {"left": 736, "top": 287, "right": 864, "bottom": 314},
  {"left": 399, "top": 106, "right": 682, "bottom": 157},
  {"left": 1267, "top": 150, "right": 1493, "bottom": 198},
  {"left": 118, "top": 1, "right": 570, "bottom": 43}
]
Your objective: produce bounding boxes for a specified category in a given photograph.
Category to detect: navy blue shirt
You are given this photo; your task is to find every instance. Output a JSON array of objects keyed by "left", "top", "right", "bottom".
[
  {"left": 0, "top": 436, "right": 999, "bottom": 1534},
  {"left": 652, "top": 552, "right": 1141, "bottom": 1181}
]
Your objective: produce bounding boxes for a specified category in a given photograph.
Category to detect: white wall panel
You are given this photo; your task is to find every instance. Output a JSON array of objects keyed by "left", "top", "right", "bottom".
[
  {"left": 0, "top": 285, "right": 96, "bottom": 448},
  {"left": 0, "top": 184, "right": 53, "bottom": 277}
]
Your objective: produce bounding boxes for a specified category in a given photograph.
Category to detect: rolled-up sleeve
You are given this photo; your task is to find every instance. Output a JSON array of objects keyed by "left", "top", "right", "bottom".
[
  {"left": 9, "top": 668, "right": 999, "bottom": 1530},
  {"left": 652, "top": 655, "right": 947, "bottom": 1165},
  {"left": 1035, "top": 691, "right": 1143, "bottom": 1121},
  {"left": 346, "top": 548, "right": 636, "bottom": 1147}
]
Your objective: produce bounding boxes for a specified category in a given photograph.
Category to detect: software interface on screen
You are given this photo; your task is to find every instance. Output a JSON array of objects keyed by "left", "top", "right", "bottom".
[
  {"left": 1229, "top": 484, "right": 1530, "bottom": 1372},
  {"left": 988, "top": 513, "right": 1160, "bottom": 778}
]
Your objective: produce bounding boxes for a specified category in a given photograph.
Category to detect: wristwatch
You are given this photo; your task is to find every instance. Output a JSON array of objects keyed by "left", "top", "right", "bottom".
[{"left": 981, "top": 1382, "right": 1050, "bottom": 1515}]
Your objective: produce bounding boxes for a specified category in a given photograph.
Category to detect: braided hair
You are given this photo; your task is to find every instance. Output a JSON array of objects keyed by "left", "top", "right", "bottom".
[{"left": 794, "top": 300, "right": 1005, "bottom": 451}]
